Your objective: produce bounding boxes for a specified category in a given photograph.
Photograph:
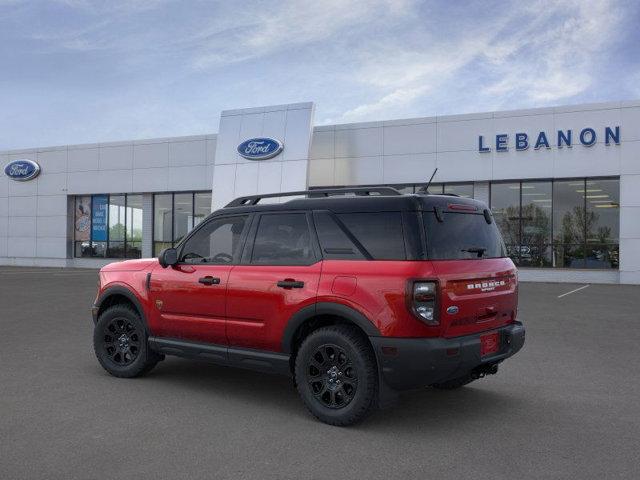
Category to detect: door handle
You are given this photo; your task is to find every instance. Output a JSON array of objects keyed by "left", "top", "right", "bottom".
[
  {"left": 198, "top": 276, "right": 221, "bottom": 285},
  {"left": 277, "top": 279, "right": 305, "bottom": 289}
]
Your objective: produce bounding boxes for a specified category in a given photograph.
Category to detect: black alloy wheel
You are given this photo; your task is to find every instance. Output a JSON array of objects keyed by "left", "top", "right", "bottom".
[
  {"left": 295, "top": 325, "right": 378, "bottom": 426},
  {"left": 307, "top": 344, "right": 358, "bottom": 409},
  {"left": 93, "top": 304, "right": 161, "bottom": 378},
  {"left": 102, "top": 317, "right": 142, "bottom": 366}
]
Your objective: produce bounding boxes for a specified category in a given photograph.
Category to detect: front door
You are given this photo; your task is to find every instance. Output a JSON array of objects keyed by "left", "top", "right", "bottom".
[
  {"left": 226, "top": 212, "right": 322, "bottom": 352},
  {"left": 149, "top": 214, "right": 250, "bottom": 345}
]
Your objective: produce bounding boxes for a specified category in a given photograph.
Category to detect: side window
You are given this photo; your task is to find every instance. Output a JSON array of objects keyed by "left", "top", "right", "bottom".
[
  {"left": 180, "top": 215, "right": 248, "bottom": 264},
  {"left": 251, "top": 213, "right": 314, "bottom": 265},
  {"left": 313, "top": 211, "right": 365, "bottom": 260},
  {"left": 337, "top": 212, "right": 406, "bottom": 260}
]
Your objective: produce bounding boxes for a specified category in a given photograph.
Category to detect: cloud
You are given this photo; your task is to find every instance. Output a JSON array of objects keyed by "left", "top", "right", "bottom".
[
  {"left": 191, "top": 0, "right": 416, "bottom": 69},
  {"left": 334, "top": 0, "right": 626, "bottom": 122}
]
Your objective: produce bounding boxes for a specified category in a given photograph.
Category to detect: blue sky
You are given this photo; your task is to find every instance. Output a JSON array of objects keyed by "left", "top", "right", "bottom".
[{"left": 1, "top": 0, "right": 639, "bottom": 150}]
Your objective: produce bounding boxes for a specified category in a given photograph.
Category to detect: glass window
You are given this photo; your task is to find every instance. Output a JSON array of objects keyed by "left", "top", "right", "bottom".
[
  {"left": 391, "top": 185, "right": 414, "bottom": 194},
  {"left": 173, "top": 193, "right": 193, "bottom": 244},
  {"left": 313, "top": 211, "right": 366, "bottom": 260},
  {"left": 74, "top": 193, "right": 143, "bottom": 259},
  {"left": 416, "top": 183, "right": 443, "bottom": 194},
  {"left": 520, "top": 181, "right": 552, "bottom": 267},
  {"left": 107, "top": 195, "right": 125, "bottom": 258},
  {"left": 153, "top": 194, "right": 172, "bottom": 256},
  {"left": 180, "top": 216, "right": 248, "bottom": 264},
  {"left": 490, "top": 183, "right": 520, "bottom": 264},
  {"left": 126, "top": 195, "right": 143, "bottom": 259},
  {"left": 251, "top": 213, "right": 314, "bottom": 265},
  {"left": 74, "top": 196, "right": 92, "bottom": 257},
  {"left": 585, "top": 179, "right": 619, "bottom": 269},
  {"left": 444, "top": 183, "right": 474, "bottom": 198},
  {"left": 553, "top": 180, "right": 586, "bottom": 268},
  {"left": 194, "top": 192, "right": 212, "bottom": 227},
  {"left": 423, "top": 212, "right": 506, "bottom": 260},
  {"left": 337, "top": 212, "right": 406, "bottom": 260}
]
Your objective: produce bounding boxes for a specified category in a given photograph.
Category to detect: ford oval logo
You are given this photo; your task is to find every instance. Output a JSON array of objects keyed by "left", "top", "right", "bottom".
[
  {"left": 447, "top": 306, "right": 459, "bottom": 315},
  {"left": 237, "top": 137, "right": 283, "bottom": 160},
  {"left": 4, "top": 159, "right": 41, "bottom": 182}
]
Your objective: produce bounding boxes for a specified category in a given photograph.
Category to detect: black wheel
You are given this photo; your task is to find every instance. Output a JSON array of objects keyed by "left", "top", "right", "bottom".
[
  {"left": 294, "top": 325, "right": 377, "bottom": 426},
  {"left": 93, "top": 304, "right": 161, "bottom": 378},
  {"left": 431, "top": 374, "right": 475, "bottom": 390}
]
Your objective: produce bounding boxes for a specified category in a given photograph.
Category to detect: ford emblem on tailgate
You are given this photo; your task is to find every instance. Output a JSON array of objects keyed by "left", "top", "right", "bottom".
[
  {"left": 447, "top": 306, "right": 459, "bottom": 315},
  {"left": 4, "top": 159, "right": 41, "bottom": 181},
  {"left": 237, "top": 137, "right": 283, "bottom": 160}
]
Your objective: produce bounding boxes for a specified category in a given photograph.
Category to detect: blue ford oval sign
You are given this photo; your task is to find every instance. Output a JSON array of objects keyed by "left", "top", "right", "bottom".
[
  {"left": 237, "top": 137, "right": 283, "bottom": 160},
  {"left": 4, "top": 159, "right": 41, "bottom": 181}
]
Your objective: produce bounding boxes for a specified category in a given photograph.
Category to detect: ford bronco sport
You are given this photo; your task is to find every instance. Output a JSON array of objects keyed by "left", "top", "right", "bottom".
[{"left": 92, "top": 187, "right": 525, "bottom": 426}]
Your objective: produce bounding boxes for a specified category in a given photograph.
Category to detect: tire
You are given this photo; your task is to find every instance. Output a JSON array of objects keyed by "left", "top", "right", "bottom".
[
  {"left": 431, "top": 374, "right": 475, "bottom": 390},
  {"left": 294, "top": 325, "right": 377, "bottom": 426},
  {"left": 93, "top": 304, "right": 161, "bottom": 378}
]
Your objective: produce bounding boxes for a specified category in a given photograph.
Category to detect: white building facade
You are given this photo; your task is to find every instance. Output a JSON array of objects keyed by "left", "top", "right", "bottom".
[{"left": 1, "top": 100, "right": 639, "bottom": 284}]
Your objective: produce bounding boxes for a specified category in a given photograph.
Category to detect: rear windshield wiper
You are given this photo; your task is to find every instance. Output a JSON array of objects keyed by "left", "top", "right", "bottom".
[{"left": 461, "top": 247, "right": 486, "bottom": 258}]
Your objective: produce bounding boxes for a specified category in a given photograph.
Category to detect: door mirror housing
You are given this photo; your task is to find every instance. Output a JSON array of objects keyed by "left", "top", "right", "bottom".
[{"left": 158, "top": 247, "right": 178, "bottom": 268}]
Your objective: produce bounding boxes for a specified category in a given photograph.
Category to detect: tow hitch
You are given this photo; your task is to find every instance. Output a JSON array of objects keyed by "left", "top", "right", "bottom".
[{"left": 471, "top": 363, "right": 499, "bottom": 379}]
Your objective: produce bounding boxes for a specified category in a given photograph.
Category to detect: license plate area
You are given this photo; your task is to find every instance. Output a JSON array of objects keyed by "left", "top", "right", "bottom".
[{"left": 480, "top": 331, "right": 500, "bottom": 357}]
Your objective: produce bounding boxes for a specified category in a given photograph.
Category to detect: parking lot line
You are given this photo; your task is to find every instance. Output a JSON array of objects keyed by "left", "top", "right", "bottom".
[{"left": 557, "top": 284, "right": 590, "bottom": 298}]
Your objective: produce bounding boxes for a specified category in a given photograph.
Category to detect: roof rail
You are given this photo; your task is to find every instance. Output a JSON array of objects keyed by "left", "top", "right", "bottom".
[{"left": 224, "top": 187, "right": 402, "bottom": 208}]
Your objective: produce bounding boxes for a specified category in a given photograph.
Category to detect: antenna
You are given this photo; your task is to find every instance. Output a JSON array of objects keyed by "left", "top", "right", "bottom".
[{"left": 424, "top": 167, "right": 438, "bottom": 193}]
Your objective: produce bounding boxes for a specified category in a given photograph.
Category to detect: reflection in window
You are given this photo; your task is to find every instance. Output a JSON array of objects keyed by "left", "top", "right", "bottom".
[
  {"left": 489, "top": 178, "right": 619, "bottom": 270},
  {"left": 490, "top": 183, "right": 520, "bottom": 264},
  {"left": 444, "top": 183, "right": 474, "bottom": 198},
  {"left": 520, "top": 182, "right": 552, "bottom": 267},
  {"left": 153, "top": 194, "right": 172, "bottom": 255},
  {"left": 153, "top": 192, "right": 212, "bottom": 256},
  {"left": 553, "top": 180, "right": 586, "bottom": 267},
  {"left": 585, "top": 179, "right": 619, "bottom": 269},
  {"left": 73, "top": 193, "right": 144, "bottom": 259},
  {"left": 126, "top": 195, "right": 143, "bottom": 259},
  {"left": 173, "top": 193, "right": 193, "bottom": 244},
  {"left": 194, "top": 192, "right": 212, "bottom": 227},
  {"left": 108, "top": 195, "right": 126, "bottom": 258}
]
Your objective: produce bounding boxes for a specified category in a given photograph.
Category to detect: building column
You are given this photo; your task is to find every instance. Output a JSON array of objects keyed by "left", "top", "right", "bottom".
[
  {"left": 142, "top": 193, "right": 153, "bottom": 259},
  {"left": 619, "top": 174, "right": 640, "bottom": 284}
]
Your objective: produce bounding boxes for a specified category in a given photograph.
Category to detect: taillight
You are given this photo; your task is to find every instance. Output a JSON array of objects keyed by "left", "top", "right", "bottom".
[{"left": 411, "top": 281, "right": 439, "bottom": 325}]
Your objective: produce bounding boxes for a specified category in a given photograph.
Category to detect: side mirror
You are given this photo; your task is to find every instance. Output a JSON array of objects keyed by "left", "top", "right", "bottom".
[{"left": 158, "top": 248, "right": 178, "bottom": 268}]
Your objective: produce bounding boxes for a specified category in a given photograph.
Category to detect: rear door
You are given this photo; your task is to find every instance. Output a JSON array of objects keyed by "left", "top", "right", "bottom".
[
  {"left": 149, "top": 214, "right": 250, "bottom": 344},
  {"left": 225, "top": 212, "right": 321, "bottom": 351},
  {"left": 423, "top": 208, "right": 518, "bottom": 338}
]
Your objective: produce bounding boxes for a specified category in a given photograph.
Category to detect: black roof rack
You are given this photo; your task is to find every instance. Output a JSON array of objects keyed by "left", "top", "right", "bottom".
[{"left": 225, "top": 187, "right": 402, "bottom": 208}]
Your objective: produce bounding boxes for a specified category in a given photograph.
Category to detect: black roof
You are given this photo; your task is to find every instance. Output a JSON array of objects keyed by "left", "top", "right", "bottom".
[{"left": 215, "top": 188, "right": 487, "bottom": 216}]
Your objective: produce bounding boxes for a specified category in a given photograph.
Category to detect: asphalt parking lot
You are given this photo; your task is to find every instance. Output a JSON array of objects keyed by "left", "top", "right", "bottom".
[{"left": 1, "top": 267, "right": 639, "bottom": 479}]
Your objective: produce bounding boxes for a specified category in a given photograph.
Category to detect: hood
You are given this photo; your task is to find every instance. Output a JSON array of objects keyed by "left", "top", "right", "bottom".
[{"left": 100, "top": 258, "right": 158, "bottom": 272}]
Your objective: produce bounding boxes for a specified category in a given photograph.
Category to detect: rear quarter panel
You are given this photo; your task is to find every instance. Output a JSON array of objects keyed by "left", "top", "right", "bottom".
[{"left": 318, "top": 260, "right": 440, "bottom": 338}]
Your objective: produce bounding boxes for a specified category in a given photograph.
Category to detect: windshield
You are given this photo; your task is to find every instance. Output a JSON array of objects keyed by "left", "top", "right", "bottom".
[{"left": 423, "top": 211, "right": 507, "bottom": 260}]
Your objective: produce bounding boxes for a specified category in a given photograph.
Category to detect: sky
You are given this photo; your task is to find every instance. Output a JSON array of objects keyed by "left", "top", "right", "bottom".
[{"left": 1, "top": 0, "right": 639, "bottom": 150}]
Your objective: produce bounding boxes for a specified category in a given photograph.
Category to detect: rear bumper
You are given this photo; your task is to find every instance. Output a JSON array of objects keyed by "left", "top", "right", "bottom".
[{"left": 370, "top": 322, "right": 525, "bottom": 391}]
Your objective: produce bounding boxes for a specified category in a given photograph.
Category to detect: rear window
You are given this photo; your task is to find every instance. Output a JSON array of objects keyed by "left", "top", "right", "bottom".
[
  {"left": 334, "top": 212, "right": 406, "bottom": 260},
  {"left": 423, "top": 212, "right": 506, "bottom": 260}
]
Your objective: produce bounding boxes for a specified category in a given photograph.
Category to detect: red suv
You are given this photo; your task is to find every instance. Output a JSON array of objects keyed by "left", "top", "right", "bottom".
[{"left": 92, "top": 187, "right": 525, "bottom": 426}]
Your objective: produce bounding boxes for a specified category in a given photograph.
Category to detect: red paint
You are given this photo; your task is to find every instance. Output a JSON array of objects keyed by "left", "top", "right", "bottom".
[{"left": 97, "top": 255, "right": 517, "bottom": 352}]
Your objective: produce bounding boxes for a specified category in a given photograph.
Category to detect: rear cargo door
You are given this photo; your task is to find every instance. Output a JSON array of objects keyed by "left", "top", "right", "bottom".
[{"left": 423, "top": 209, "right": 518, "bottom": 338}]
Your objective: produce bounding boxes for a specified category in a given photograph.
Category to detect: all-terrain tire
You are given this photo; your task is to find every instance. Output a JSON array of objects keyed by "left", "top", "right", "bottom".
[
  {"left": 431, "top": 374, "right": 475, "bottom": 390},
  {"left": 93, "top": 304, "right": 161, "bottom": 378},
  {"left": 294, "top": 325, "right": 377, "bottom": 426}
]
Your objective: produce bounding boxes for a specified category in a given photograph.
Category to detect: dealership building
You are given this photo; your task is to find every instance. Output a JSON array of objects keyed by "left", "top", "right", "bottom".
[{"left": 1, "top": 100, "right": 639, "bottom": 284}]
